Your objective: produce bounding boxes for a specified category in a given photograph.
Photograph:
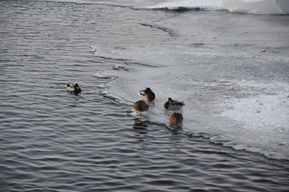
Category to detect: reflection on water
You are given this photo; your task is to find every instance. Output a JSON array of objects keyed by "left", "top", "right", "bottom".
[
  {"left": 167, "top": 124, "right": 183, "bottom": 134},
  {"left": 133, "top": 117, "right": 150, "bottom": 130},
  {"left": 132, "top": 117, "right": 149, "bottom": 142}
]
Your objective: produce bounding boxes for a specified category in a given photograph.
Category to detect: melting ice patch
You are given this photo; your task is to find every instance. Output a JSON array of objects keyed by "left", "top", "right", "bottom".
[
  {"left": 219, "top": 81, "right": 289, "bottom": 159},
  {"left": 91, "top": 43, "right": 289, "bottom": 160},
  {"left": 221, "top": 81, "right": 289, "bottom": 129}
]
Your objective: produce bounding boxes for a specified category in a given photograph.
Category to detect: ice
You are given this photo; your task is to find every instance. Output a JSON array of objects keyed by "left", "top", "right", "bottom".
[
  {"left": 92, "top": 42, "right": 289, "bottom": 159},
  {"left": 88, "top": 0, "right": 289, "bottom": 160},
  {"left": 220, "top": 81, "right": 289, "bottom": 159},
  {"left": 46, "top": 0, "right": 289, "bottom": 14},
  {"left": 219, "top": 0, "right": 289, "bottom": 14},
  {"left": 146, "top": 0, "right": 289, "bottom": 14}
]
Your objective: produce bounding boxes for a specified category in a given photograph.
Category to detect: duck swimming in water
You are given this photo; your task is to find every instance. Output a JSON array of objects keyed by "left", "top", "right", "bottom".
[
  {"left": 169, "top": 112, "right": 183, "bottom": 125},
  {"left": 164, "top": 97, "right": 185, "bottom": 110},
  {"left": 67, "top": 83, "right": 81, "bottom": 94},
  {"left": 138, "top": 87, "right": 155, "bottom": 102},
  {"left": 133, "top": 100, "right": 149, "bottom": 115}
]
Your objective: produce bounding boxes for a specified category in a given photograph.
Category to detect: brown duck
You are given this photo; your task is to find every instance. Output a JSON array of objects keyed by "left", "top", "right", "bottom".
[
  {"left": 133, "top": 100, "right": 149, "bottom": 115},
  {"left": 169, "top": 113, "right": 183, "bottom": 125}
]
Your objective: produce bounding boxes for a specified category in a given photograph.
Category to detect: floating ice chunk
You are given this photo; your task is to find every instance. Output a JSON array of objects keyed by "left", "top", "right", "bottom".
[
  {"left": 89, "top": 45, "right": 97, "bottom": 52},
  {"left": 219, "top": 0, "right": 287, "bottom": 14},
  {"left": 93, "top": 72, "right": 111, "bottom": 79},
  {"left": 97, "top": 84, "right": 106, "bottom": 89}
]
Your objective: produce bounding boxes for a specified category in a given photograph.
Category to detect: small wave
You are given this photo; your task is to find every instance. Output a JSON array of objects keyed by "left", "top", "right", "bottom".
[
  {"left": 113, "top": 64, "right": 129, "bottom": 71},
  {"left": 144, "top": 0, "right": 219, "bottom": 12},
  {"left": 93, "top": 72, "right": 112, "bottom": 79},
  {"left": 145, "top": 0, "right": 289, "bottom": 15},
  {"left": 145, "top": 6, "right": 204, "bottom": 12}
]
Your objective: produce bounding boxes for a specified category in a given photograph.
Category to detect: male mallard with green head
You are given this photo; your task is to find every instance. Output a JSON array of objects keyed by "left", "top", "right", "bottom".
[{"left": 164, "top": 97, "right": 185, "bottom": 110}]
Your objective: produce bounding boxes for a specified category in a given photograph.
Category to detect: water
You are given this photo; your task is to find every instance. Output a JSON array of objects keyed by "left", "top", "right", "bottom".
[{"left": 1, "top": 0, "right": 289, "bottom": 191}]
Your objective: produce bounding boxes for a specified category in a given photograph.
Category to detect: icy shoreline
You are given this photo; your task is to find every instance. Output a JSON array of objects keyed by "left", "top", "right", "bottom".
[
  {"left": 92, "top": 9, "right": 289, "bottom": 159},
  {"left": 94, "top": 45, "right": 289, "bottom": 159}
]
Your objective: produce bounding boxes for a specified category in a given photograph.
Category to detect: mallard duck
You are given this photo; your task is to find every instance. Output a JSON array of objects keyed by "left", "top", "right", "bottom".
[
  {"left": 133, "top": 100, "right": 149, "bottom": 115},
  {"left": 138, "top": 87, "right": 155, "bottom": 102},
  {"left": 164, "top": 97, "right": 185, "bottom": 110},
  {"left": 67, "top": 83, "right": 81, "bottom": 94},
  {"left": 169, "top": 112, "right": 183, "bottom": 125}
]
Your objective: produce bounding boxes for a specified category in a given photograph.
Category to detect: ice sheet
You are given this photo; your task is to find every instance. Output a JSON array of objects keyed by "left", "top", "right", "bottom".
[
  {"left": 90, "top": 1, "right": 289, "bottom": 159},
  {"left": 92, "top": 43, "right": 289, "bottom": 159},
  {"left": 44, "top": 0, "right": 289, "bottom": 14}
]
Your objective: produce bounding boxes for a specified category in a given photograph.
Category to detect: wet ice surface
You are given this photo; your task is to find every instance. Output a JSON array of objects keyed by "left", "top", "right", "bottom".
[
  {"left": 219, "top": 81, "right": 289, "bottom": 159},
  {"left": 91, "top": 11, "right": 289, "bottom": 159},
  {"left": 92, "top": 43, "right": 289, "bottom": 160},
  {"left": 47, "top": 0, "right": 289, "bottom": 15}
]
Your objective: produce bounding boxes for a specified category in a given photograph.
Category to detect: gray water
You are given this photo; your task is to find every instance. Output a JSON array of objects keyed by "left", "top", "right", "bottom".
[{"left": 1, "top": 1, "right": 289, "bottom": 191}]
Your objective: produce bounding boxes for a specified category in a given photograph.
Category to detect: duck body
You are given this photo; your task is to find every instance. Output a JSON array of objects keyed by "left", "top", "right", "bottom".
[
  {"left": 138, "top": 87, "right": 155, "bottom": 102},
  {"left": 133, "top": 100, "right": 149, "bottom": 115},
  {"left": 169, "top": 112, "right": 183, "bottom": 125},
  {"left": 164, "top": 97, "right": 184, "bottom": 110},
  {"left": 67, "top": 83, "right": 81, "bottom": 94}
]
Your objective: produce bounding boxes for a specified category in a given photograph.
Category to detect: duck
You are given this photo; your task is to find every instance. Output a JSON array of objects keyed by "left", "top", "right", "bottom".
[
  {"left": 67, "top": 83, "right": 81, "bottom": 94},
  {"left": 164, "top": 97, "right": 185, "bottom": 110},
  {"left": 169, "top": 112, "right": 183, "bottom": 125},
  {"left": 133, "top": 100, "right": 149, "bottom": 115},
  {"left": 138, "top": 87, "right": 155, "bottom": 102}
]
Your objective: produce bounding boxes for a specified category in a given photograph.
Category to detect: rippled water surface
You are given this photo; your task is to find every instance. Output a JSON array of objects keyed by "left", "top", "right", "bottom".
[{"left": 1, "top": 1, "right": 289, "bottom": 191}]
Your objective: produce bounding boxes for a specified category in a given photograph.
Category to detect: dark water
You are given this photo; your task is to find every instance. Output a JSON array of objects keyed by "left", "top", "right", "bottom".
[{"left": 1, "top": 1, "right": 289, "bottom": 191}]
